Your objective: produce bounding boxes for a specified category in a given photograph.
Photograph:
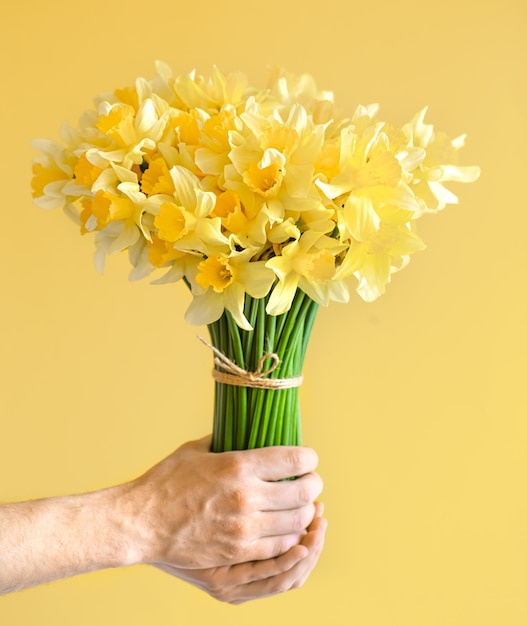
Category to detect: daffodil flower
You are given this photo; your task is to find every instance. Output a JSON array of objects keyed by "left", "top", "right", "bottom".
[
  {"left": 403, "top": 107, "right": 481, "bottom": 213},
  {"left": 31, "top": 64, "right": 480, "bottom": 328},
  {"left": 266, "top": 231, "right": 343, "bottom": 315},
  {"left": 334, "top": 194, "right": 426, "bottom": 300},
  {"left": 186, "top": 249, "right": 275, "bottom": 329}
]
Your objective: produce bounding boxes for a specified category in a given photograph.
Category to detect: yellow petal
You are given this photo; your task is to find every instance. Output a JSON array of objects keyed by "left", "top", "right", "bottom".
[{"left": 266, "top": 276, "right": 299, "bottom": 316}]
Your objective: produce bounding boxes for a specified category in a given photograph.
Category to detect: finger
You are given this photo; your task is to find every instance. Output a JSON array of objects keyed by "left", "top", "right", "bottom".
[
  {"left": 153, "top": 546, "right": 308, "bottom": 598},
  {"left": 218, "top": 544, "right": 308, "bottom": 587},
  {"left": 256, "top": 503, "right": 316, "bottom": 538},
  {"left": 221, "top": 566, "right": 303, "bottom": 605},
  {"left": 291, "top": 515, "right": 327, "bottom": 588},
  {"left": 155, "top": 522, "right": 326, "bottom": 604},
  {"left": 233, "top": 446, "right": 319, "bottom": 482},
  {"left": 250, "top": 502, "right": 327, "bottom": 560},
  {"left": 258, "top": 472, "right": 323, "bottom": 511},
  {"left": 243, "top": 531, "right": 306, "bottom": 562},
  {"left": 302, "top": 515, "right": 327, "bottom": 547},
  {"left": 226, "top": 530, "right": 324, "bottom": 605},
  {"left": 314, "top": 501, "right": 324, "bottom": 517}
]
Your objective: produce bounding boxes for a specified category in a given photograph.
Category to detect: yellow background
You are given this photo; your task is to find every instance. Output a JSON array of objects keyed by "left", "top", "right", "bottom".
[{"left": 1, "top": 0, "right": 525, "bottom": 624}]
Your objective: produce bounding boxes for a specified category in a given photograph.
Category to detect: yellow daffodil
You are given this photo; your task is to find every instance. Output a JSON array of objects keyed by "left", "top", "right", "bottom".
[
  {"left": 32, "top": 63, "right": 480, "bottom": 328},
  {"left": 315, "top": 123, "right": 403, "bottom": 200},
  {"left": 266, "top": 231, "right": 343, "bottom": 315},
  {"left": 186, "top": 249, "right": 275, "bottom": 329},
  {"left": 403, "top": 107, "right": 481, "bottom": 213},
  {"left": 31, "top": 138, "right": 81, "bottom": 209},
  {"left": 31, "top": 63, "right": 482, "bottom": 455},
  {"left": 335, "top": 194, "right": 426, "bottom": 300}
]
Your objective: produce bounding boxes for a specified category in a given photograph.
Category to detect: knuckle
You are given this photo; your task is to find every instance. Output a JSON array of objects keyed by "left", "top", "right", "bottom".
[
  {"left": 298, "top": 473, "right": 323, "bottom": 503},
  {"left": 312, "top": 472, "right": 324, "bottom": 496},
  {"left": 227, "top": 486, "right": 251, "bottom": 514},
  {"left": 221, "top": 534, "right": 248, "bottom": 562},
  {"left": 290, "top": 447, "right": 318, "bottom": 475},
  {"left": 297, "top": 483, "right": 313, "bottom": 505},
  {"left": 277, "top": 535, "right": 297, "bottom": 556},
  {"left": 285, "top": 449, "right": 305, "bottom": 476},
  {"left": 226, "top": 454, "right": 247, "bottom": 479},
  {"left": 296, "top": 506, "right": 313, "bottom": 530},
  {"left": 225, "top": 515, "right": 248, "bottom": 538}
]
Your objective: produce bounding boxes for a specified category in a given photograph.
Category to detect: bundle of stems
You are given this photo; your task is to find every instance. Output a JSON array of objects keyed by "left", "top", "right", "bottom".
[{"left": 207, "top": 290, "right": 319, "bottom": 452}]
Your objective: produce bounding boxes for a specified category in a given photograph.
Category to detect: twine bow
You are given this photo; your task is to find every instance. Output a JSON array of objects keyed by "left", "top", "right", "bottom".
[{"left": 198, "top": 336, "right": 303, "bottom": 389}]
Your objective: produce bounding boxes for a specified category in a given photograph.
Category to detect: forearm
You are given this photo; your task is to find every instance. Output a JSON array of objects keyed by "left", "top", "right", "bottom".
[{"left": 0, "top": 487, "right": 133, "bottom": 594}]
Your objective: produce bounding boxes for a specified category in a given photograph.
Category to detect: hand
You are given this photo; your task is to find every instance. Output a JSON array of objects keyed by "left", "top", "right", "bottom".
[
  {"left": 120, "top": 435, "right": 323, "bottom": 569},
  {"left": 0, "top": 435, "right": 323, "bottom": 596},
  {"left": 155, "top": 503, "right": 327, "bottom": 604}
]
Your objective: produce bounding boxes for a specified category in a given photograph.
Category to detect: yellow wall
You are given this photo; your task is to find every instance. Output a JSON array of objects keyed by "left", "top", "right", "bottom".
[{"left": 1, "top": 1, "right": 525, "bottom": 624}]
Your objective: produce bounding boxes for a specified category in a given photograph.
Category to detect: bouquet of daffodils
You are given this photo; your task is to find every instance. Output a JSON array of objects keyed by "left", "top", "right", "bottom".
[{"left": 32, "top": 63, "right": 480, "bottom": 451}]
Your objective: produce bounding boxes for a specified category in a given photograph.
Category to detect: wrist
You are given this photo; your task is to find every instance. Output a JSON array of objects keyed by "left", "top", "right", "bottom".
[
  {"left": 104, "top": 481, "right": 152, "bottom": 568},
  {"left": 61, "top": 486, "right": 138, "bottom": 572},
  {"left": 108, "top": 477, "right": 175, "bottom": 568}
]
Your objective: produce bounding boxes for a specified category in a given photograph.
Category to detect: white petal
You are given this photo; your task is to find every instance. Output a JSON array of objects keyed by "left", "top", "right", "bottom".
[
  {"left": 285, "top": 163, "right": 314, "bottom": 198},
  {"left": 31, "top": 139, "right": 71, "bottom": 174},
  {"left": 437, "top": 165, "right": 481, "bottom": 183},
  {"left": 117, "top": 181, "right": 145, "bottom": 205},
  {"left": 108, "top": 223, "right": 140, "bottom": 254},
  {"left": 224, "top": 284, "right": 252, "bottom": 330},
  {"left": 451, "top": 134, "right": 466, "bottom": 149},
  {"left": 195, "top": 148, "right": 224, "bottom": 175},
  {"left": 152, "top": 264, "right": 185, "bottom": 284},
  {"left": 170, "top": 165, "right": 200, "bottom": 209},
  {"left": 32, "top": 194, "right": 64, "bottom": 210},
  {"left": 238, "top": 262, "right": 275, "bottom": 299},
  {"left": 259, "top": 148, "right": 286, "bottom": 169},
  {"left": 62, "top": 180, "right": 89, "bottom": 197},
  {"left": 195, "top": 190, "right": 216, "bottom": 218},
  {"left": 355, "top": 275, "right": 384, "bottom": 302},
  {"left": 428, "top": 181, "right": 459, "bottom": 205},
  {"left": 266, "top": 277, "right": 299, "bottom": 316},
  {"left": 196, "top": 218, "right": 230, "bottom": 247},
  {"left": 63, "top": 202, "right": 81, "bottom": 225},
  {"left": 328, "top": 279, "right": 350, "bottom": 303},
  {"left": 92, "top": 168, "right": 118, "bottom": 193},
  {"left": 93, "top": 249, "right": 106, "bottom": 275},
  {"left": 315, "top": 178, "right": 351, "bottom": 199},
  {"left": 111, "top": 162, "right": 139, "bottom": 184},
  {"left": 129, "top": 261, "right": 154, "bottom": 281},
  {"left": 352, "top": 103, "right": 380, "bottom": 121},
  {"left": 85, "top": 214, "right": 98, "bottom": 232},
  {"left": 135, "top": 98, "right": 157, "bottom": 134},
  {"left": 135, "top": 77, "right": 153, "bottom": 105},
  {"left": 185, "top": 290, "right": 224, "bottom": 326},
  {"left": 86, "top": 147, "right": 123, "bottom": 168},
  {"left": 298, "top": 277, "right": 330, "bottom": 307}
]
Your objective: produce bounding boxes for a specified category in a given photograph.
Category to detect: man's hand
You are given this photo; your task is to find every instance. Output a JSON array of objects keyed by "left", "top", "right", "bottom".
[
  {"left": 0, "top": 435, "right": 324, "bottom": 597},
  {"left": 121, "top": 436, "right": 324, "bottom": 569},
  {"left": 155, "top": 503, "right": 327, "bottom": 604}
]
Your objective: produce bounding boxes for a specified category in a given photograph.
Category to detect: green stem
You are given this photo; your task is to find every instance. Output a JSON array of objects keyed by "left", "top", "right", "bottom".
[{"left": 208, "top": 289, "right": 317, "bottom": 451}]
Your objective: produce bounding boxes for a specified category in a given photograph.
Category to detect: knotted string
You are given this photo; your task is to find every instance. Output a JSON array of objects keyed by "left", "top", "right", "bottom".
[{"left": 198, "top": 336, "right": 303, "bottom": 389}]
